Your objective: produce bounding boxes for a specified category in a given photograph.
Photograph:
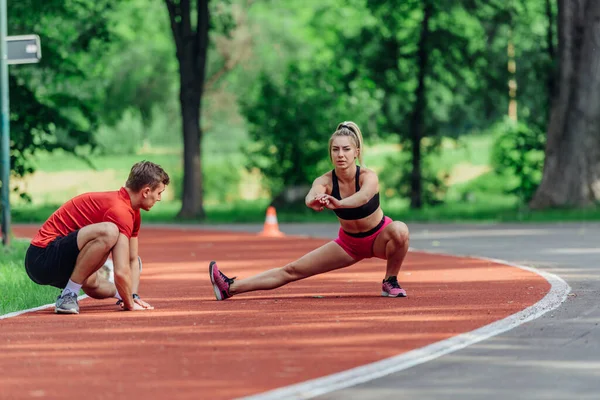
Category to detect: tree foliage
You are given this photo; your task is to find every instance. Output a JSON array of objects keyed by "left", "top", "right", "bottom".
[
  {"left": 6, "top": 0, "right": 117, "bottom": 182},
  {"left": 6, "top": 0, "right": 586, "bottom": 212},
  {"left": 240, "top": 63, "right": 382, "bottom": 204}
]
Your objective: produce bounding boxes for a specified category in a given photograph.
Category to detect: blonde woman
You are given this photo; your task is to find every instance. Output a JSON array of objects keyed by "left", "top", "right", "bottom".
[{"left": 210, "top": 122, "right": 410, "bottom": 300}]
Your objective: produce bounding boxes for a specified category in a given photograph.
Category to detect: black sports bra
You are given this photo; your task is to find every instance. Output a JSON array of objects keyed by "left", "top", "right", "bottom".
[{"left": 331, "top": 166, "right": 380, "bottom": 220}]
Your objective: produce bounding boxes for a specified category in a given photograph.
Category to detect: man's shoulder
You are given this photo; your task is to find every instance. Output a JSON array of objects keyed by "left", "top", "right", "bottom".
[
  {"left": 72, "top": 189, "right": 120, "bottom": 201},
  {"left": 74, "top": 190, "right": 133, "bottom": 214}
]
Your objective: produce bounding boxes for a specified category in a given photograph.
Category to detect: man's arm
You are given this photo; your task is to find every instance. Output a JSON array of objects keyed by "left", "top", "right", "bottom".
[
  {"left": 113, "top": 233, "right": 136, "bottom": 310},
  {"left": 127, "top": 237, "right": 154, "bottom": 309},
  {"left": 129, "top": 237, "right": 141, "bottom": 293}
]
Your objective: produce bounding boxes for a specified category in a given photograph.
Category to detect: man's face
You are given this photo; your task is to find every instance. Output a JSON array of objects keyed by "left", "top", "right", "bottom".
[{"left": 140, "top": 183, "right": 166, "bottom": 211}]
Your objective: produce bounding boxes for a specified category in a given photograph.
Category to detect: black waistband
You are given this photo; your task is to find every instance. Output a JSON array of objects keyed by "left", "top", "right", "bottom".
[{"left": 343, "top": 216, "right": 386, "bottom": 238}]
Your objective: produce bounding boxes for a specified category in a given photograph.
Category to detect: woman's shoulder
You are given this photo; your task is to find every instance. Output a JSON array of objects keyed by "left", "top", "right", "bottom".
[
  {"left": 358, "top": 166, "right": 378, "bottom": 178},
  {"left": 314, "top": 170, "right": 333, "bottom": 184},
  {"left": 358, "top": 166, "right": 379, "bottom": 188}
]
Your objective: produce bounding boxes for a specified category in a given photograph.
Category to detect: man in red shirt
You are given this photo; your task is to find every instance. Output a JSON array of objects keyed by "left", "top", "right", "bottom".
[{"left": 25, "top": 161, "right": 170, "bottom": 314}]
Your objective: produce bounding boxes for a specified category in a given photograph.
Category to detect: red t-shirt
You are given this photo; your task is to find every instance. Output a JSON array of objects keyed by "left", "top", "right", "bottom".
[{"left": 31, "top": 187, "right": 141, "bottom": 248}]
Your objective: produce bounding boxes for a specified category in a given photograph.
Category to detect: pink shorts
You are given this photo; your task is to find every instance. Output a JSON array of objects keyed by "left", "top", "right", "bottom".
[{"left": 334, "top": 216, "right": 393, "bottom": 261}]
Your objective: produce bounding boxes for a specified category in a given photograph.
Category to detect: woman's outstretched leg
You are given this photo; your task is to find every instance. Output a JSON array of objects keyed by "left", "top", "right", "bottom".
[{"left": 210, "top": 242, "right": 356, "bottom": 300}]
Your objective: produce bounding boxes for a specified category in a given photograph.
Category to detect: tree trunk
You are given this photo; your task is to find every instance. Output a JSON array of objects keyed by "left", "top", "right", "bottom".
[
  {"left": 179, "top": 78, "right": 204, "bottom": 218},
  {"left": 545, "top": 0, "right": 557, "bottom": 105},
  {"left": 408, "top": 0, "right": 432, "bottom": 209},
  {"left": 530, "top": 0, "right": 600, "bottom": 208},
  {"left": 165, "top": 0, "right": 209, "bottom": 219}
]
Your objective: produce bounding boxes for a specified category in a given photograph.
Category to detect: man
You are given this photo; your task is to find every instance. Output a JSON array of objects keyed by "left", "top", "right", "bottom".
[{"left": 24, "top": 161, "right": 170, "bottom": 314}]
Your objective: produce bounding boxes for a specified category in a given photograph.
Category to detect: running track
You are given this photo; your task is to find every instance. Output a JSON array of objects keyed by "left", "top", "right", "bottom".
[{"left": 1, "top": 225, "right": 556, "bottom": 399}]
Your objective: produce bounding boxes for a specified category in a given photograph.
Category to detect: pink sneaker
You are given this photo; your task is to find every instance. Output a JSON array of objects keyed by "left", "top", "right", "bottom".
[
  {"left": 209, "top": 261, "right": 235, "bottom": 300},
  {"left": 382, "top": 276, "right": 407, "bottom": 297}
]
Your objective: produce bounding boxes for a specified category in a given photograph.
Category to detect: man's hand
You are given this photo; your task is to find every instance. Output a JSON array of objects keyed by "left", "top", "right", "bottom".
[
  {"left": 118, "top": 294, "right": 154, "bottom": 311},
  {"left": 134, "top": 295, "right": 154, "bottom": 310}
]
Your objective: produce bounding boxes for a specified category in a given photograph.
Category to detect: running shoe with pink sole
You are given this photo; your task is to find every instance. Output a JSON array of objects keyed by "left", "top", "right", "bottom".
[
  {"left": 209, "top": 261, "right": 235, "bottom": 300},
  {"left": 381, "top": 276, "right": 407, "bottom": 297}
]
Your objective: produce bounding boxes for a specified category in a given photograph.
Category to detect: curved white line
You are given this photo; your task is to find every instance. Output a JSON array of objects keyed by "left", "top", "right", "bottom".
[
  {"left": 0, "top": 295, "right": 89, "bottom": 320},
  {"left": 238, "top": 252, "right": 571, "bottom": 400},
  {"left": 4, "top": 229, "right": 572, "bottom": 399}
]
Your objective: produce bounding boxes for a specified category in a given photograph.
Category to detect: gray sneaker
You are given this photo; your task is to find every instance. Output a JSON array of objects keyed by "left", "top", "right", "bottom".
[{"left": 55, "top": 292, "right": 79, "bottom": 314}]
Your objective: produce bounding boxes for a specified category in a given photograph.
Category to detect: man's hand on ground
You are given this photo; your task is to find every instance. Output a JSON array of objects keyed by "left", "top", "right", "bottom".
[
  {"left": 117, "top": 296, "right": 154, "bottom": 310},
  {"left": 134, "top": 297, "right": 154, "bottom": 310}
]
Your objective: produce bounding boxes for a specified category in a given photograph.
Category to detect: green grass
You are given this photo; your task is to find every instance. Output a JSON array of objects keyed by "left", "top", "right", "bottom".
[
  {"left": 33, "top": 149, "right": 182, "bottom": 173},
  {"left": 13, "top": 195, "right": 600, "bottom": 225},
  {"left": 0, "top": 240, "right": 60, "bottom": 315},
  {"left": 13, "top": 132, "right": 600, "bottom": 225},
  {"left": 366, "top": 134, "right": 494, "bottom": 174},
  {"left": 436, "top": 134, "right": 494, "bottom": 168}
]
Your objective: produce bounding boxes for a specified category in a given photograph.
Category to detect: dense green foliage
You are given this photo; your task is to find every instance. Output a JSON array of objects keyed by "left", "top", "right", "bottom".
[
  {"left": 239, "top": 0, "right": 556, "bottom": 207},
  {"left": 491, "top": 120, "right": 545, "bottom": 202},
  {"left": 3, "top": 0, "right": 559, "bottom": 211},
  {"left": 8, "top": 0, "right": 113, "bottom": 179}
]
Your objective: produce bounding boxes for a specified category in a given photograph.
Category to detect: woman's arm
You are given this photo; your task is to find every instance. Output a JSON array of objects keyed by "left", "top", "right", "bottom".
[
  {"left": 305, "top": 174, "right": 330, "bottom": 211},
  {"left": 326, "top": 169, "right": 379, "bottom": 209}
]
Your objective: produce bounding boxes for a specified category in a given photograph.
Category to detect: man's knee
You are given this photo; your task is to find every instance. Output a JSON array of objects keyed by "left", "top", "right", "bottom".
[
  {"left": 77, "top": 222, "right": 119, "bottom": 252},
  {"left": 99, "top": 222, "right": 119, "bottom": 243},
  {"left": 82, "top": 271, "right": 99, "bottom": 291},
  {"left": 91, "top": 222, "right": 119, "bottom": 247},
  {"left": 82, "top": 272, "right": 115, "bottom": 299}
]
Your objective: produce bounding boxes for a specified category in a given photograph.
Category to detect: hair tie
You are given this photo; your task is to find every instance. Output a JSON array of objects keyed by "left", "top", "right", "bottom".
[{"left": 339, "top": 124, "right": 355, "bottom": 134}]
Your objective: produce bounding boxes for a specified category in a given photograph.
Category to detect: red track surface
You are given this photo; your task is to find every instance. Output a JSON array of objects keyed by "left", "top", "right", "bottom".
[{"left": 1, "top": 226, "right": 550, "bottom": 400}]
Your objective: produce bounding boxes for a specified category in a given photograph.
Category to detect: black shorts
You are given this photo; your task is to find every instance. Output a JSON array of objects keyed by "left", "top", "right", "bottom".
[{"left": 24, "top": 230, "right": 81, "bottom": 289}]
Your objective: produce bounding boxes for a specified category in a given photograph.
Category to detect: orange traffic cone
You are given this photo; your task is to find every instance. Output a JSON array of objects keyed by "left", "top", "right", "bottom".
[{"left": 259, "top": 206, "right": 285, "bottom": 237}]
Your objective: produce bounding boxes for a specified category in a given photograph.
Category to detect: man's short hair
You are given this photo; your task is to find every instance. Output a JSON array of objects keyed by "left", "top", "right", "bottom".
[{"left": 126, "top": 161, "right": 170, "bottom": 192}]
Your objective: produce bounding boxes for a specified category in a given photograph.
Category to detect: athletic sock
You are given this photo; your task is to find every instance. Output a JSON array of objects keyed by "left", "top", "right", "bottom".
[
  {"left": 114, "top": 291, "right": 122, "bottom": 300},
  {"left": 62, "top": 280, "right": 82, "bottom": 297}
]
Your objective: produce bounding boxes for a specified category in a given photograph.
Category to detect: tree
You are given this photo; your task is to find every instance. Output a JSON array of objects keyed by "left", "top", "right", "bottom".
[
  {"left": 102, "top": 0, "right": 178, "bottom": 147},
  {"left": 530, "top": 0, "right": 600, "bottom": 208},
  {"left": 347, "top": 0, "right": 509, "bottom": 208},
  {"left": 240, "top": 63, "right": 382, "bottom": 207},
  {"left": 164, "top": 0, "right": 210, "bottom": 219},
  {"left": 6, "top": 0, "right": 115, "bottom": 181}
]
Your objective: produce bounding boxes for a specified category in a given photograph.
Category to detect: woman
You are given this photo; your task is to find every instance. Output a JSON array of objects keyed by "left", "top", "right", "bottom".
[{"left": 209, "top": 121, "right": 410, "bottom": 300}]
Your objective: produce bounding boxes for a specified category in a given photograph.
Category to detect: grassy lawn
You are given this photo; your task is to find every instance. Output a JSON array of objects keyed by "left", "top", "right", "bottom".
[
  {"left": 10, "top": 132, "right": 600, "bottom": 226},
  {"left": 13, "top": 195, "right": 600, "bottom": 225},
  {"left": 0, "top": 240, "right": 60, "bottom": 315}
]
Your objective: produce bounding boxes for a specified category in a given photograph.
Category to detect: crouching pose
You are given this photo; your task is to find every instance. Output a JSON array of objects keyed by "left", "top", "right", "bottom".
[{"left": 24, "top": 161, "right": 170, "bottom": 314}]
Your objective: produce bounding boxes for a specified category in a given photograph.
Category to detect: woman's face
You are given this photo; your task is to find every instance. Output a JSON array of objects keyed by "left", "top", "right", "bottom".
[{"left": 330, "top": 136, "right": 358, "bottom": 167}]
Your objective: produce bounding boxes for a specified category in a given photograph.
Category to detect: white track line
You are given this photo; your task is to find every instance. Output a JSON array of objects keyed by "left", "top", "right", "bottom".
[
  {"left": 0, "top": 295, "right": 89, "bottom": 320},
  {"left": 238, "top": 253, "right": 571, "bottom": 400}
]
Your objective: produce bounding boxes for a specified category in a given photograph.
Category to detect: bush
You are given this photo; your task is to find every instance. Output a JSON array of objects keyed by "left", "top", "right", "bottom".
[
  {"left": 490, "top": 120, "right": 545, "bottom": 203},
  {"left": 170, "top": 161, "right": 241, "bottom": 204},
  {"left": 380, "top": 141, "right": 449, "bottom": 206},
  {"left": 95, "top": 109, "right": 144, "bottom": 155},
  {"left": 94, "top": 107, "right": 182, "bottom": 155},
  {"left": 239, "top": 63, "right": 383, "bottom": 203}
]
